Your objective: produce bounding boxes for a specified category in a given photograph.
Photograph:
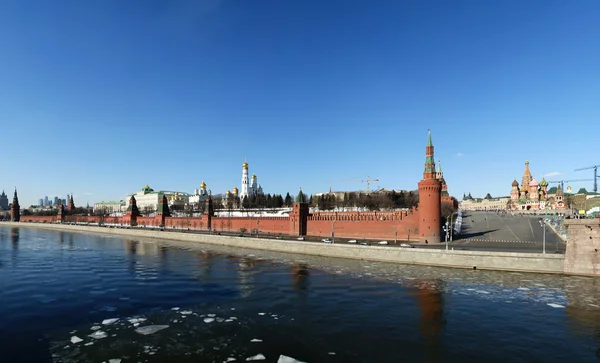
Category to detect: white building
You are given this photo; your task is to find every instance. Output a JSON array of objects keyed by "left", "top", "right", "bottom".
[
  {"left": 93, "top": 201, "right": 125, "bottom": 215},
  {"left": 239, "top": 159, "right": 263, "bottom": 199},
  {"left": 188, "top": 180, "right": 210, "bottom": 207},
  {"left": 125, "top": 185, "right": 189, "bottom": 214}
]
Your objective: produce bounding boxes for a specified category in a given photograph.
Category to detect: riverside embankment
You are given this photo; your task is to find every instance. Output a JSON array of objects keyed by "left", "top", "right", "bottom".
[{"left": 2, "top": 222, "right": 565, "bottom": 274}]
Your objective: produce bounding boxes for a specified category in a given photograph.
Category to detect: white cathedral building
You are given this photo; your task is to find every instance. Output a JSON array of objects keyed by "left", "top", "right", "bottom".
[{"left": 223, "top": 159, "right": 264, "bottom": 207}]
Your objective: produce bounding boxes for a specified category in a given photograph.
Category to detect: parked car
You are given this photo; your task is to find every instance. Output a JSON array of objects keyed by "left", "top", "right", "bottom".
[
  {"left": 359, "top": 241, "right": 370, "bottom": 246},
  {"left": 378, "top": 241, "right": 388, "bottom": 245},
  {"left": 348, "top": 239, "right": 357, "bottom": 243},
  {"left": 321, "top": 238, "right": 332, "bottom": 243},
  {"left": 400, "top": 243, "right": 414, "bottom": 248}
]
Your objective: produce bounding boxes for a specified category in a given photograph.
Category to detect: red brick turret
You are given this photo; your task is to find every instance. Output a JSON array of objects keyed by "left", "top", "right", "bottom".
[
  {"left": 10, "top": 188, "right": 20, "bottom": 222},
  {"left": 418, "top": 130, "right": 442, "bottom": 243}
]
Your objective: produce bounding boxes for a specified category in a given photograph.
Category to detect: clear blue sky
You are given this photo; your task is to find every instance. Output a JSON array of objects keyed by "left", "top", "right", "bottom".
[{"left": 1, "top": 0, "right": 599, "bottom": 207}]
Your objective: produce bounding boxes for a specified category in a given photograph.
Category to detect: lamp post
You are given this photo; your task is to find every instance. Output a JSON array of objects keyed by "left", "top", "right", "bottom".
[
  {"left": 331, "top": 220, "right": 336, "bottom": 244},
  {"left": 444, "top": 222, "right": 449, "bottom": 251},
  {"left": 539, "top": 219, "right": 546, "bottom": 254}
]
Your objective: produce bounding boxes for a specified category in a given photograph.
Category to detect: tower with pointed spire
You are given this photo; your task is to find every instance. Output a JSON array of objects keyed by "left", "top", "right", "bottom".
[
  {"left": 10, "top": 188, "right": 20, "bottom": 222},
  {"left": 418, "top": 130, "right": 442, "bottom": 243},
  {"left": 68, "top": 193, "right": 75, "bottom": 212}
]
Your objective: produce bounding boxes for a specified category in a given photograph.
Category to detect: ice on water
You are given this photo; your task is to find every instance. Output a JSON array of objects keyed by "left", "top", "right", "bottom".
[
  {"left": 278, "top": 355, "right": 306, "bottom": 363},
  {"left": 135, "top": 325, "right": 169, "bottom": 335}
]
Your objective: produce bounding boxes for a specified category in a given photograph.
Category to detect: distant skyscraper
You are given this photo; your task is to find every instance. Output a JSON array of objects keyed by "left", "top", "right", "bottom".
[
  {"left": 38, "top": 198, "right": 44, "bottom": 206},
  {"left": 62, "top": 198, "right": 67, "bottom": 206},
  {"left": 53, "top": 196, "right": 59, "bottom": 205},
  {"left": 44, "top": 196, "right": 49, "bottom": 207},
  {"left": 0, "top": 191, "right": 9, "bottom": 210}
]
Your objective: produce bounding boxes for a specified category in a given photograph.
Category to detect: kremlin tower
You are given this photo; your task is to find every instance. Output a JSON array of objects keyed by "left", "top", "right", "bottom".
[{"left": 418, "top": 130, "right": 442, "bottom": 243}]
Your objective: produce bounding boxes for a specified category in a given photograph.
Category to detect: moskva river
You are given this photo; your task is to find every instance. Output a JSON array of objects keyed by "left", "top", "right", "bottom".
[{"left": 1, "top": 226, "right": 600, "bottom": 362}]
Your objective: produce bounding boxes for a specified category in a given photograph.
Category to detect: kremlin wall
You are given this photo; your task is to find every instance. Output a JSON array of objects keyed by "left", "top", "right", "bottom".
[{"left": 10, "top": 130, "right": 452, "bottom": 243}]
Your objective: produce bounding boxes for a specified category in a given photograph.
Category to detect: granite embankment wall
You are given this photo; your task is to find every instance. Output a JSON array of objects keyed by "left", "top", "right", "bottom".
[
  {"left": 2, "top": 222, "right": 564, "bottom": 274},
  {"left": 564, "top": 219, "right": 600, "bottom": 276}
]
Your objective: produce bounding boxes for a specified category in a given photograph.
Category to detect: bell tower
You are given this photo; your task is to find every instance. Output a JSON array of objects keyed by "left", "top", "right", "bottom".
[
  {"left": 418, "top": 130, "right": 442, "bottom": 243},
  {"left": 10, "top": 188, "right": 20, "bottom": 222}
]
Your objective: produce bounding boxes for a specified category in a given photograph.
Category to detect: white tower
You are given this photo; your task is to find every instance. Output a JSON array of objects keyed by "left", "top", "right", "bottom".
[{"left": 241, "top": 158, "right": 249, "bottom": 199}]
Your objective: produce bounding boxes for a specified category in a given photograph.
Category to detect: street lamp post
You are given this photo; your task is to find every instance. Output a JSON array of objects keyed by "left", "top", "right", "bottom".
[
  {"left": 539, "top": 219, "right": 546, "bottom": 254},
  {"left": 444, "top": 222, "right": 449, "bottom": 251},
  {"left": 331, "top": 220, "right": 336, "bottom": 244}
]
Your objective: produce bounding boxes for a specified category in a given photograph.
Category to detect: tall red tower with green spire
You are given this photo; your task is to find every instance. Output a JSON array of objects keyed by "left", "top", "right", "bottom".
[{"left": 418, "top": 130, "right": 442, "bottom": 243}]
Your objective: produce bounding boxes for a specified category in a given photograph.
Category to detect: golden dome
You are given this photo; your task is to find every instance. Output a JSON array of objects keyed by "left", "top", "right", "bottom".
[
  {"left": 242, "top": 161, "right": 248, "bottom": 169},
  {"left": 226, "top": 190, "right": 231, "bottom": 195},
  {"left": 233, "top": 187, "right": 239, "bottom": 195},
  {"left": 252, "top": 174, "right": 257, "bottom": 179},
  {"left": 200, "top": 180, "right": 207, "bottom": 189}
]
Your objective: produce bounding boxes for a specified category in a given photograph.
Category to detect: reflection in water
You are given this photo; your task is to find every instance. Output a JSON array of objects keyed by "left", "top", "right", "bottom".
[
  {"left": 414, "top": 279, "right": 446, "bottom": 363},
  {"left": 565, "top": 277, "right": 600, "bottom": 359},
  {"left": 291, "top": 263, "right": 310, "bottom": 291},
  {"left": 68, "top": 234, "right": 74, "bottom": 248},
  {"left": 10, "top": 228, "right": 19, "bottom": 248}
]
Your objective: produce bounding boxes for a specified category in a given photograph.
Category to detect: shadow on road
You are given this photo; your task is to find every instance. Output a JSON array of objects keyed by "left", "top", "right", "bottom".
[{"left": 457, "top": 229, "right": 498, "bottom": 239}]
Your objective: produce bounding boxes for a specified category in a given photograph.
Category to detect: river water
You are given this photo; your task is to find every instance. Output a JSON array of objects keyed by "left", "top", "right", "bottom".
[{"left": 1, "top": 226, "right": 600, "bottom": 363}]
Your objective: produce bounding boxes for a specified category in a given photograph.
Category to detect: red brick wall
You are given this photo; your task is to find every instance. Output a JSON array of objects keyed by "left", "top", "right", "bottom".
[
  {"left": 164, "top": 216, "right": 209, "bottom": 229},
  {"left": 306, "top": 208, "right": 420, "bottom": 240},
  {"left": 18, "top": 215, "right": 57, "bottom": 223},
  {"left": 211, "top": 216, "right": 289, "bottom": 234}
]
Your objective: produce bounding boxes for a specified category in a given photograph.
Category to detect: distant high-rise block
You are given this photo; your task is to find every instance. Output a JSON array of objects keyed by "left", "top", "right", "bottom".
[
  {"left": 38, "top": 198, "right": 44, "bottom": 206},
  {"left": 44, "top": 196, "right": 49, "bottom": 207},
  {"left": 53, "top": 196, "right": 59, "bottom": 205},
  {"left": 62, "top": 199, "right": 67, "bottom": 206}
]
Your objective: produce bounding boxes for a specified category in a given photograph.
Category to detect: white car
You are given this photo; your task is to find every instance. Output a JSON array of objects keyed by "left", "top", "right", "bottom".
[
  {"left": 400, "top": 243, "right": 414, "bottom": 248},
  {"left": 321, "top": 238, "right": 332, "bottom": 243},
  {"left": 378, "top": 241, "right": 388, "bottom": 245},
  {"left": 348, "top": 239, "right": 357, "bottom": 243}
]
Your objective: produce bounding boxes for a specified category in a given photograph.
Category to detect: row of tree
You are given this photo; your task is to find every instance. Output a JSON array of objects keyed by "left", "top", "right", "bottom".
[{"left": 311, "top": 190, "right": 420, "bottom": 211}]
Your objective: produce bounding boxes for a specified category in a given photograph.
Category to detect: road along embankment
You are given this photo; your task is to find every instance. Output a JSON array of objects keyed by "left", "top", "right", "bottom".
[{"left": 3, "top": 222, "right": 565, "bottom": 274}]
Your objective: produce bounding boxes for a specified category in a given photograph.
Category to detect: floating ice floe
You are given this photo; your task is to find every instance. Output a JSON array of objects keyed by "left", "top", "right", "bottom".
[
  {"left": 226, "top": 358, "right": 236, "bottom": 362},
  {"left": 102, "top": 318, "right": 119, "bottom": 325},
  {"left": 70, "top": 336, "right": 83, "bottom": 344},
  {"left": 88, "top": 331, "right": 108, "bottom": 339},
  {"left": 109, "top": 359, "right": 122, "bottom": 363},
  {"left": 128, "top": 317, "right": 146, "bottom": 324},
  {"left": 204, "top": 318, "right": 215, "bottom": 323},
  {"left": 278, "top": 355, "right": 306, "bottom": 363},
  {"left": 90, "top": 326, "right": 102, "bottom": 331},
  {"left": 135, "top": 325, "right": 169, "bottom": 335},
  {"left": 100, "top": 306, "right": 117, "bottom": 312},
  {"left": 258, "top": 313, "right": 266, "bottom": 316},
  {"left": 207, "top": 314, "right": 216, "bottom": 317},
  {"left": 84, "top": 342, "right": 94, "bottom": 346},
  {"left": 250, "top": 339, "right": 262, "bottom": 343},
  {"left": 180, "top": 310, "right": 193, "bottom": 315},
  {"left": 246, "top": 353, "right": 266, "bottom": 361},
  {"left": 328, "top": 352, "right": 336, "bottom": 355},
  {"left": 172, "top": 307, "right": 180, "bottom": 311},
  {"left": 547, "top": 303, "right": 565, "bottom": 308}
]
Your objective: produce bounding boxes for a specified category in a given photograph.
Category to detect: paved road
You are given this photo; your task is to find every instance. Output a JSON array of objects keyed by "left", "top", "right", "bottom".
[{"left": 444, "top": 211, "right": 565, "bottom": 253}]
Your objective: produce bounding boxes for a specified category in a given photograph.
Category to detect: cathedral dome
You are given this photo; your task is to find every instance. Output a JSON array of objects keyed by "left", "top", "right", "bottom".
[
  {"left": 512, "top": 179, "right": 519, "bottom": 187},
  {"left": 529, "top": 179, "right": 539, "bottom": 187},
  {"left": 242, "top": 161, "right": 248, "bottom": 169},
  {"left": 200, "top": 180, "right": 207, "bottom": 189},
  {"left": 232, "top": 187, "right": 239, "bottom": 195},
  {"left": 539, "top": 178, "right": 548, "bottom": 187},
  {"left": 226, "top": 190, "right": 231, "bottom": 195}
]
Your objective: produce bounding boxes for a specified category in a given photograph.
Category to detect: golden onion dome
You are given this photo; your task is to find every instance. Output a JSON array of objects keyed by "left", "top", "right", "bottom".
[
  {"left": 242, "top": 161, "right": 248, "bottom": 169},
  {"left": 252, "top": 174, "right": 257, "bottom": 179},
  {"left": 226, "top": 190, "right": 231, "bottom": 195},
  {"left": 233, "top": 187, "right": 239, "bottom": 195},
  {"left": 200, "top": 180, "right": 207, "bottom": 189}
]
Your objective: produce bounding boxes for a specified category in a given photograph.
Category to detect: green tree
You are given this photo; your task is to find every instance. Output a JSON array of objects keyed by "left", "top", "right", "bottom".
[{"left": 284, "top": 192, "right": 293, "bottom": 207}]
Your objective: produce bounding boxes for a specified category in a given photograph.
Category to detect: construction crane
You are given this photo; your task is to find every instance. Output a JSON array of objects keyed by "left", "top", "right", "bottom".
[
  {"left": 548, "top": 179, "right": 594, "bottom": 191},
  {"left": 324, "top": 176, "right": 380, "bottom": 193},
  {"left": 574, "top": 165, "right": 599, "bottom": 193}
]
